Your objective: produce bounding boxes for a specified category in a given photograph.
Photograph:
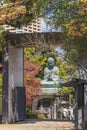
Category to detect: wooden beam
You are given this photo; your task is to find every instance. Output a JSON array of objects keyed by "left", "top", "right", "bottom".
[
  {"left": 62, "top": 78, "right": 87, "bottom": 87},
  {"left": 5, "top": 32, "right": 62, "bottom": 47}
]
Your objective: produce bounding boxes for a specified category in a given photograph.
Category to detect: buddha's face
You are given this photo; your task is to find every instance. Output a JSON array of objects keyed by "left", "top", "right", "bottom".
[
  {"left": 47, "top": 57, "right": 55, "bottom": 69},
  {"left": 48, "top": 61, "right": 55, "bottom": 69}
]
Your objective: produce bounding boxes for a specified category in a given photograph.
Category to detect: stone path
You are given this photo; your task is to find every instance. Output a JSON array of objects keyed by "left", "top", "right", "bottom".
[{"left": 0, "top": 119, "right": 82, "bottom": 130}]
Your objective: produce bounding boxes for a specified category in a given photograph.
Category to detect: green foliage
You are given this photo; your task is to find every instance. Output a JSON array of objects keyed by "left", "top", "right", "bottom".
[
  {"left": 26, "top": 106, "right": 37, "bottom": 119},
  {"left": 56, "top": 58, "right": 73, "bottom": 81},
  {"left": 63, "top": 35, "right": 87, "bottom": 64},
  {"left": 56, "top": 58, "right": 76, "bottom": 96},
  {"left": 45, "top": 0, "right": 87, "bottom": 64},
  {"left": 6, "top": 0, "right": 10, "bottom": 3},
  {"left": 24, "top": 47, "right": 58, "bottom": 67},
  {"left": 1, "top": 0, "right": 50, "bottom": 27},
  {"left": 24, "top": 46, "right": 76, "bottom": 82},
  {"left": 24, "top": 47, "right": 75, "bottom": 99},
  {"left": 24, "top": 47, "right": 61, "bottom": 79},
  {"left": 24, "top": 47, "right": 47, "bottom": 80},
  {"left": 59, "top": 86, "right": 74, "bottom": 95},
  {"left": 0, "top": 119, "right": 2, "bottom": 124},
  {"left": 45, "top": 0, "right": 79, "bottom": 29},
  {"left": 24, "top": 47, "right": 47, "bottom": 67}
]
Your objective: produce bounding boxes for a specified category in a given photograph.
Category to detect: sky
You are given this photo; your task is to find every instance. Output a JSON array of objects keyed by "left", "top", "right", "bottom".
[
  {"left": 42, "top": 19, "right": 49, "bottom": 32},
  {"left": 42, "top": 19, "right": 62, "bottom": 32}
]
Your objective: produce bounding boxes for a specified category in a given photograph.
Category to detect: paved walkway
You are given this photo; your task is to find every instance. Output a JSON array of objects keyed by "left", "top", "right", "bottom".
[
  {"left": 0, "top": 119, "right": 83, "bottom": 130},
  {"left": 0, "top": 119, "right": 76, "bottom": 130}
]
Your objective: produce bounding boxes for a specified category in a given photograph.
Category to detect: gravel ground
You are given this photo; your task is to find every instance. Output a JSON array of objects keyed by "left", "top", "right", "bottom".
[{"left": 0, "top": 119, "right": 75, "bottom": 130}]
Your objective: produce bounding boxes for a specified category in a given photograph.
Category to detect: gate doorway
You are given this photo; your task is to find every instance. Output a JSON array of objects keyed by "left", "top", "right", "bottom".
[{"left": 2, "top": 32, "right": 74, "bottom": 123}]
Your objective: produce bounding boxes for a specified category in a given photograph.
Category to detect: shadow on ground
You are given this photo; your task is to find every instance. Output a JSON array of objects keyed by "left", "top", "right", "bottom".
[{"left": 16, "top": 118, "right": 74, "bottom": 124}]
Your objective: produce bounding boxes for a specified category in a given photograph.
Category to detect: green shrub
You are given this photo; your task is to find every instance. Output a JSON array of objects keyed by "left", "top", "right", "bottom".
[
  {"left": 26, "top": 106, "right": 37, "bottom": 119},
  {"left": 0, "top": 119, "right": 2, "bottom": 124}
]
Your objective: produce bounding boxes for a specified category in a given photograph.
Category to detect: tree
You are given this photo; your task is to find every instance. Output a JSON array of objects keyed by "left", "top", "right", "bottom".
[
  {"left": 0, "top": 0, "right": 49, "bottom": 27},
  {"left": 24, "top": 47, "right": 47, "bottom": 67},
  {"left": 56, "top": 58, "right": 75, "bottom": 105},
  {"left": 65, "top": 0, "right": 87, "bottom": 37},
  {"left": 64, "top": 0, "right": 87, "bottom": 63},
  {"left": 45, "top": 0, "right": 87, "bottom": 34},
  {"left": 45, "top": 0, "right": 87, "bottom": 64},
  {"left": 24, "top": 47, "right": 59, "bottom": 79},
  {"left": 24, "top": 59, "right": 41, "bottom": 106}
]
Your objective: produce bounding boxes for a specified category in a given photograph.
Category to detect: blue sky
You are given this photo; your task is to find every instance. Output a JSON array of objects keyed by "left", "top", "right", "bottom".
[
  {"left": 55, "top": 47, "right": 65, "bottom": 54},
  {"left": 42, "top": 19, "right": 62, "bottom": 32},
  {"left": 42, "top": 19, "right": 48, "bottom": 32}
]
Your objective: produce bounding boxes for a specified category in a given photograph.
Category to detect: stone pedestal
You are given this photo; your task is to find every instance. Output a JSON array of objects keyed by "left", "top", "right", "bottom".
[
  {"left": 36, "top": 80, "right": 61, "bottom": 119},
  {"left": 40, "top": 80, "right": 60, "bottom": 94}
]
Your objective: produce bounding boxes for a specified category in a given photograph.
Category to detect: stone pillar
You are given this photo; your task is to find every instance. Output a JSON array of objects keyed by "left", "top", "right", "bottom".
[
  {"left": 56, "top": 96, "right": 60, "bottom": 120},
  {"left": 51, "top": 101, "right": 53, "bottom": 119},
  {"left": 2, "top": 45, "right": 25, "bottom": 123},
  {"left": 32, "top": 97, "right": 38, "bottom": 113},
  {"left": 53, "top": 97, "right": 57, "bottom": 119},
  {"left": 8, "top": 46, "right": 24, "bottom": 123},
  {"left": 2, "top": 45, "right": 9, "bottom": 123}
]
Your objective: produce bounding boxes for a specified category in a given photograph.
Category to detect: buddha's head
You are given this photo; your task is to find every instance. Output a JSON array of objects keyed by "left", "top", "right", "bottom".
[{"left": 47, "top": 57, "right": 55, "bottom": 69}]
